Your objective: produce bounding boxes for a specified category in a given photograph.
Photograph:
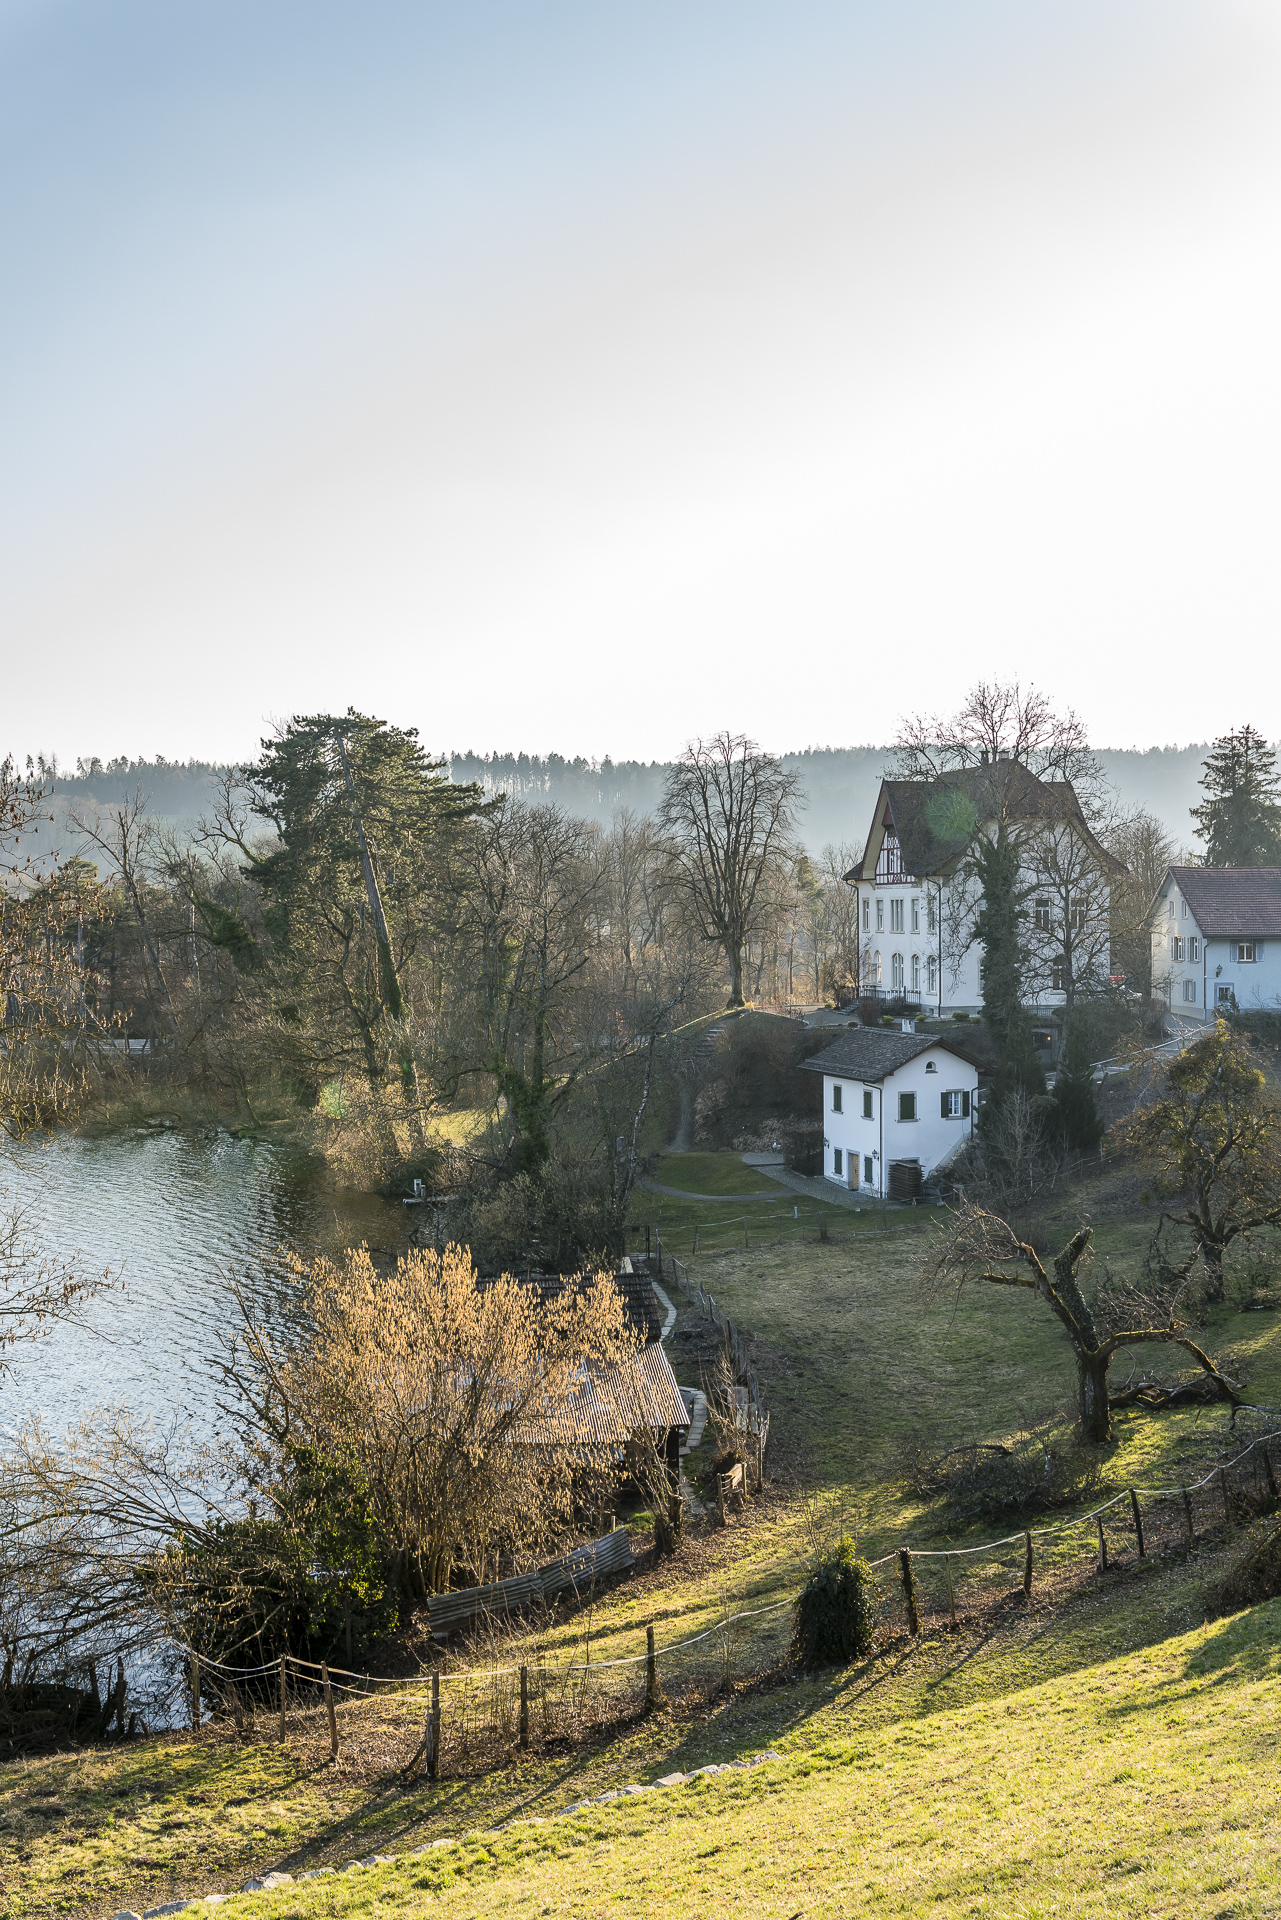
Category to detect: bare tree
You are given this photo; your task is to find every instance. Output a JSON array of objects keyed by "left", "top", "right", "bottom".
[
  {"left": 658, "top": 734, "right": 801, "bottom": 1008},
  {"left": 928, "top": 1203, "right": 1240, "bottom": 1443},
  {"left": 1108, "top": 808, "right": 1177, "bottom": 998}
]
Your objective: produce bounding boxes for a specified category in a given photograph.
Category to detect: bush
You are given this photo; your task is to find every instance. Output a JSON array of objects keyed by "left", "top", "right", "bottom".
[
  {"left": 952, "top": 1010, "right": 972, "bottom": 1023},
  {"left": 790, "top": 1538, "right": 875, "bottom": 1666},
  {"left": 1207, "top": 1522, "right": 1281, "bottom": 1616},
  {"left": 1224, "top": 1235, "right": 1281, "bottom": 1313},
  {"left": 904, "top": 1428, "right": 1104, "bottom": 1522}
]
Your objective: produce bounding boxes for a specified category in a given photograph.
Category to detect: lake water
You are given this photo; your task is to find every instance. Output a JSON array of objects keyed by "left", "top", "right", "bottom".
[{"left": 0, "top": 1127, "right": 413, "bottom": 1443}]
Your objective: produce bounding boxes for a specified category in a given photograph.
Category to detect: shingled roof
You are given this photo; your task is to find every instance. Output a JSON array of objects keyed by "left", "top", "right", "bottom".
[
  {"left": 1167, "top": 866, "right": 1281, "bottom": 938},
  {"left": 799, "top": 1028, "right": 980, "bottom": 1082},
  {"left": 845, "top": 765, "right": 1127, "bottom": 884}
]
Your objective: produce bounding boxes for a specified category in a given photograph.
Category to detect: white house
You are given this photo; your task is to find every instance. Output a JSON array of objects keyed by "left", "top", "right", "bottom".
[
  {"left": 846, "top": 763, "right": 1126, "bottom": 1020},
  {"left": 802, "top": 1027, "right": 980, "bottom": 1199},
  {"left": 1153, "top": 866, "right": 1281, "bottom": 1024}
]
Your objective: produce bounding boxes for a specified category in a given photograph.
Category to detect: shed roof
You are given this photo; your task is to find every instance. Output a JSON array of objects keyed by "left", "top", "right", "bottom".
[
  {"left": 799, "top": 1028, "right": 979, "bottom": 1083},
  {"left": 514, "top": 1343, "right": 690, "bottom": 1447},
  {"left": 1164, "top": 866, "right": 1281, "bottom": 939}
]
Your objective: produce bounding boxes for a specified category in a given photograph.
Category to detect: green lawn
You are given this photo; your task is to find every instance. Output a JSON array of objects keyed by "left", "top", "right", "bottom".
[
  {"left": 651, "top": 1153, "right": 789, "bottom": 1196},
  {"left": 81, "top": 1604, "right": 1281, "bottom": 1917}
]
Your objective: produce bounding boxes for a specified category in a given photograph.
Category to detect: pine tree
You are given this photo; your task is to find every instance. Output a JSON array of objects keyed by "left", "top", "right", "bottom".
[
  {"left": 1050, "top": 1017, "right": 1103, "bottom": 1152},
  {"left": 1190, "top": 727, "right": 1281, "bottom": 866}
]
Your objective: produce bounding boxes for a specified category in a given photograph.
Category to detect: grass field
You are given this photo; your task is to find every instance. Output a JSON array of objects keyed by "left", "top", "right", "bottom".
[
  {"left": 631, "top": 1150, "right": 948, "bottom": 1255},
  {"left": 9, "top": 1159, "right": 1281, "bottom": 1917}
]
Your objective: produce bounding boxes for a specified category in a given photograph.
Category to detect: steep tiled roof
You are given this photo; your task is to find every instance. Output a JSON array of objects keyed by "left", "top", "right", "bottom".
[
  {"left": 845, "top": 765, "right": 1127, "bottom": 884},
  {"left": 799, "top": 1029, "right": 979, "bottom": 1082},
  {"left": 1168, "top": 866, "right": 1281, "bottom": 938}
]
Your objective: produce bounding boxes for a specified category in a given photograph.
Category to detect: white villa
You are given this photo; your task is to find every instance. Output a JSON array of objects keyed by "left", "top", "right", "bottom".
[
  {"left": 846, "top": 762, "right": 1126, "bottom": 1019},
  {"left": 802, "top": 1026, "right": 981, "bottom": 1199},
  {"left": 1153, "top": 866, "right": 1281, "bottom": 1024}
]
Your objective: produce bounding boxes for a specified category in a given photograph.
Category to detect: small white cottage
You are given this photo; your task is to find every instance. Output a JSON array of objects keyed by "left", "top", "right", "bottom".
[{"left": 801, "top": 1026, "right": 980, "bottom": 1200}]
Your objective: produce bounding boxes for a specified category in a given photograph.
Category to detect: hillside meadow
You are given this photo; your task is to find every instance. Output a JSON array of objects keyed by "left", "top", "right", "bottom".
[{"left": 6, "top": 1153, "right": 1281, "bottom": 1917}]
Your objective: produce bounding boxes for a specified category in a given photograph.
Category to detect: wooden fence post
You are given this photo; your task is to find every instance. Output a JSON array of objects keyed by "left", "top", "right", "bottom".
[
  {"left": 191, "top": 1652, "right": 200, "bottom": 1735},
  {"left": 945, "top": 1554, "right": 957, "bottom": 1630},
  {"left": 344, "top": 1593, "right": 353, "bottom": 1669},
  {"left": 1220, "top": 1467, "right": 1232, "bottom": 1529},
  {"left": 1129, "top": 1489, "right": 1145, "bottom": 1558},
  {"left": 322, "top": 1661, "right": 339, "bottom": 1760},
  {"left": 898, "top": 1549, "right": 919, "bottom": 1635},
  {"left": 1096, "top": 1516, "right": 1108, "bottom": 1573},
  {"left": 1182, "top": 1485, "right": 1195, "bottom": 1546},
  {"left": 278, "top": 1654, "right": 287, "bottom": 1743},
  {"left": 645, "top": 1624, "right": 664, "bottom": 1711},
  {"left": 1023, "top": 1531, "right": 1033, "bottom": 1599},
  {"left": 519, "top": 1666, "right": 530, "bottom": 1751},
  {"left": 1265, "top": 1444, "right": 1279, "bottom": 1503},
  {"left": 426, "top": 1670, "right": 441, "bottom": 1781}
]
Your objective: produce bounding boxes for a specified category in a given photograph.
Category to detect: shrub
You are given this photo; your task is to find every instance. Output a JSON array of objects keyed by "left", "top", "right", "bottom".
[
  {"left": 1207, "top": 1522, "right": 1281, "bottom": 1617},
  {"left": 1224, "top": 1236, "right": 1281, "bottom": 1312},
  {"left": 904, "top": 1429, "right": 1104, "bottom": 1522},
  {"left": 952, "top": 1010, "right": 972, "bottom": 1023},
  {"left": 790, "top": 1538, "right": 875, "bottom": 1666}
]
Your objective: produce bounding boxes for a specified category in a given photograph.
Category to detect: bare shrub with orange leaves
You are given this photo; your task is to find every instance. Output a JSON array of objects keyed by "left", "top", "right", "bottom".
[{"left": 229, "top": 1242, "right": 636, "bottom": 1599}]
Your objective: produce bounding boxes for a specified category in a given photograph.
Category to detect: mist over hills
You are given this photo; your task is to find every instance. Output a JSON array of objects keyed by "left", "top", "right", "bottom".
[{"left": 20, "top": 741, "right": 1213, "bottom": 862}]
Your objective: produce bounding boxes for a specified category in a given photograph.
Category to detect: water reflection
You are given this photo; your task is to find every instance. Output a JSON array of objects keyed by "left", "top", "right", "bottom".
[{"left": 0, "top": 1127, "right": 412, "bottom": 1443}]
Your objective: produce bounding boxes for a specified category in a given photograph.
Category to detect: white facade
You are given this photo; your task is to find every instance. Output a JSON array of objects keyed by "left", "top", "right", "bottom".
[
  {"left": 850, "top": 776, "right": 1120, "bottom": 1020},
  {"left": 1153, "top": 868, "right": 1281, "bottom": 1022},
  {"left": 819, "top": 1045, "right": 979, "bottom": 1197}
]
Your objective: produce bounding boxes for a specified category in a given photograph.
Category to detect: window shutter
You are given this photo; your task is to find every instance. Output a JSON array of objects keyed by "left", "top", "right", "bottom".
[
  {"left": 962, "top": 1090, "right": 971, "bottom": 1117},
  {"left": 941, "top": 1091, "right": 949, "bottom": 1119}
]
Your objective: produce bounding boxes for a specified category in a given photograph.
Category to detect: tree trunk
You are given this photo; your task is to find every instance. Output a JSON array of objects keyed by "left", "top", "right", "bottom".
[
  {"left": 1076, "top": 1350, "right": 1112, "bottom": 1443},
  {"left": 1197, "top": 1233, "right": 1226, "bottom": 1304},
  {"left": 726, "top": 942, "right": 745, "bottom": 1008}
]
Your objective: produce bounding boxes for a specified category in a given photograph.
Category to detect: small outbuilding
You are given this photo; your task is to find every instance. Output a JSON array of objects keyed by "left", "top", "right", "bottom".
[{"left": 800, "top": 1025, "right": 980, "bottom": 1199}]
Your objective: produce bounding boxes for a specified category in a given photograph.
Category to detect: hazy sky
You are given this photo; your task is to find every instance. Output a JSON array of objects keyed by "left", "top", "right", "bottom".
[{"left": 4, "top": 0, "right": 1279, "bottom": 766}]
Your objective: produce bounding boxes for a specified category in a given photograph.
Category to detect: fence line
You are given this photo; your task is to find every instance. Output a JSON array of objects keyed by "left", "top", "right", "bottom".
[{"left": 191, "top": 1427, "right": 1281, "bottom": 1703}]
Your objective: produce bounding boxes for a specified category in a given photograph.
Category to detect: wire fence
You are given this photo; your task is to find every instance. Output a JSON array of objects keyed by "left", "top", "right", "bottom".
[
  {"left": 628, "top": 1203, "right": 936, "bottom": 1259},
  {"left": 182, "top": 1423, "right": 1280, "bottom": 1776}
]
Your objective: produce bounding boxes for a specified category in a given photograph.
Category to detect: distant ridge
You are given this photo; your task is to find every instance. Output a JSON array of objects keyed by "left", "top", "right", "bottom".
[{"left": 9, "top": 742, "right": 1224, "bottom": 858}]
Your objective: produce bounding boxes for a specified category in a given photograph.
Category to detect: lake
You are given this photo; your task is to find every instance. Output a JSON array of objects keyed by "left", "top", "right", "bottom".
[{"left": 0, "top": 1126, "right": 413, "bottom": 1443}]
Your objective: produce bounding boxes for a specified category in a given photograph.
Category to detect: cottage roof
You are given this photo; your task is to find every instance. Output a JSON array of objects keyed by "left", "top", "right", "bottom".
[
  {"left": 799, "top": 1028, "right": 979, "bottom": 1083},
  {"left": 515, "top": 1343, "right": 690, "bottom": 1446},
  {"left": 845, "top": 766, "right": 1126, "bottom": 884},
  {"left": 1165, "top": 866, "right": 1281, "bottom": 938}
]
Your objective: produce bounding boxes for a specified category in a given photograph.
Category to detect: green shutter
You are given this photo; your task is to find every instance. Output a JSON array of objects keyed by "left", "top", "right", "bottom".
[{"left": 941, "top": 1091, "right": 949, "bottom": 1118}]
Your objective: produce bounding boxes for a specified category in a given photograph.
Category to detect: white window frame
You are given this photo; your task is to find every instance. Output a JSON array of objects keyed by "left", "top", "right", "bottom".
[
  {"left": 1189, "top": 937, "right": 1199, "bottom": 961},
  {"left": 911, "top": 952, "right": 920, "bottom": 991},
  {"left": 876, "top": 899, "right": 884, "bottom": 932},
  {"left": 1183, "top": 980, "right": 1198, "bottom": 1002},
  {"left": 1239, "top": 941, "right": 1256, "bottom": 963}
]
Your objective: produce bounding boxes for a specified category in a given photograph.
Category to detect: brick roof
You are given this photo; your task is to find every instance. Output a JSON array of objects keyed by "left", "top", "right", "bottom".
[
  {"left": 799, "top": 1028, "right": 979, "bottom": 1083},
  {"left": 1169, "top": 866, "right": 1281, "bottom": 938}
]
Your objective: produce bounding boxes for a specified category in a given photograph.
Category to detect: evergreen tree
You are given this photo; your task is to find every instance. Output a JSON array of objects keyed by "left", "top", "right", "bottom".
[
  {"left": 1190, "top": 727, "right": 1281, "bottom": 866},
  {"left": 1049, "top": 1017, "right": 1103, "bottom": 1152}
]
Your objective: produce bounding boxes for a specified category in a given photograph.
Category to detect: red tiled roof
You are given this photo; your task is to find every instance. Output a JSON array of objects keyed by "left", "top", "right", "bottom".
[{"left": 1169, "top": 866, "right": 1281, "bottom": 938}]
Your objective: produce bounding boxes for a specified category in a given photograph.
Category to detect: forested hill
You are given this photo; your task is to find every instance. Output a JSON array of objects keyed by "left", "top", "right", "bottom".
[
  {"left": 447, "top": 743, "right": 1215, "bottom": 853},
  {"left": 24, "top": 741, "right": 1216, "bottom": 858}
]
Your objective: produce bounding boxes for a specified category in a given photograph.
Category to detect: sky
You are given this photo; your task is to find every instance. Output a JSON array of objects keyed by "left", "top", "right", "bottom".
[{"left": 4, "top": 0, "right": 1280, "bottom": 767}]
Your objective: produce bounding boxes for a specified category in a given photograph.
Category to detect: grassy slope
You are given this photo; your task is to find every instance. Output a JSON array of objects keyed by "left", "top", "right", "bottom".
[
  {"left": 76, "top": 1605, "right": 1281, "bottom": 1917},
  {"left": 10, "top": 1160, "right": 1281, "bottom": 1917}
]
